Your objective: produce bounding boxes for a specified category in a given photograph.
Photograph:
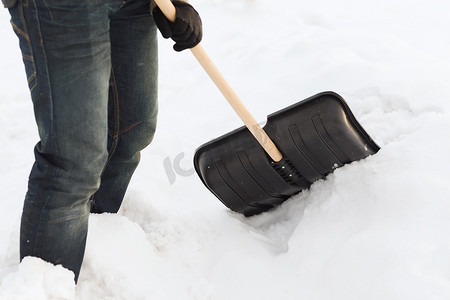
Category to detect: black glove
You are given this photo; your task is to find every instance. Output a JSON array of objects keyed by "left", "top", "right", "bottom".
[{"left": 153, "top": 1, "right": 203, "bottom": 52}]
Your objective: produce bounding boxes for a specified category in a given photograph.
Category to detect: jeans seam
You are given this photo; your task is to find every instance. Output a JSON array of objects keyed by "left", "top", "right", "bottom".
[
  {"left": 30, "top": 0, "right": 58, "bottom": 155},
  {"left": 30, "top": 164, "right": 60, "bottom": 255},
  {"left": 91, "top": 67, "right": 120, "bottom": 206},
  {"left": 105, "top": 67, "right": 120, "bottom": 166},
  {"left": 10, "top": 20, "right": 28, "bottom": 38},
  {"left": 14, "top": 1, "right": 38, "bottom": 92},
  {"left": 26, "top": 0, "right": 60, "bottom": 252},
  {"left": 118, "top": 120, "right": 144, "bottom": 136},
  {"left": 29, "top": 73, "right": 37, "bottom": 92}
]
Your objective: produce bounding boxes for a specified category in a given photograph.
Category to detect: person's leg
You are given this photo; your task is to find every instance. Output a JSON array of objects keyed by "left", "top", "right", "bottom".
[
  {"left": 9, "top": 0, "right": 117, "bottom": 281},
  {"left": 90, "top": 0, "right": 159, "bottom": 213}
]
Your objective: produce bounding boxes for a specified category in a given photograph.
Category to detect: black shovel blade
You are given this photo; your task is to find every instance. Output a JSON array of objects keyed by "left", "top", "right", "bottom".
[{"left": 194, "top": 91, "right": 380, "bottom": 216}]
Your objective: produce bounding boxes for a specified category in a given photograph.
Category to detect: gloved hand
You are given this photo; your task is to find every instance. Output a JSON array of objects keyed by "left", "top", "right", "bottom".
[{"left": 153, "top": 1, "right": 203, "bottom": 52}]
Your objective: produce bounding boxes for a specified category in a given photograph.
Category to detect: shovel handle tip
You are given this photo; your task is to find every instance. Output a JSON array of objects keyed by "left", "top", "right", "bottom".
[{"left": 154, "top": 0, "right": 176, "bottom": 22}]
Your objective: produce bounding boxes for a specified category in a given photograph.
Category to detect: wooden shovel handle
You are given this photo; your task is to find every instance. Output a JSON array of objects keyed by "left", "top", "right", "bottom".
[{"left": 154, "top": 0, "right": 283, "bottom": 162}]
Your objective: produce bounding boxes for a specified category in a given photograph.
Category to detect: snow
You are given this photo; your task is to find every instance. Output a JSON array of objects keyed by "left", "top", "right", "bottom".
[{"left": 1, "top": 0, "right": 450, "bottom": 299}]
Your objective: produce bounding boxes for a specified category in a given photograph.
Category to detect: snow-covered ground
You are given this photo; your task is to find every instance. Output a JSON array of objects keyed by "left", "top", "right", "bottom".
[{"left": 1, "top": 0, "right": 450, "bottom": 299}]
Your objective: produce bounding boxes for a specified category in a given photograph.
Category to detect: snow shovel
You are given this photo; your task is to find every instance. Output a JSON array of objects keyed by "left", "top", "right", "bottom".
[{"left": 155, "top": 0, "right": 380, "bottom": 216}]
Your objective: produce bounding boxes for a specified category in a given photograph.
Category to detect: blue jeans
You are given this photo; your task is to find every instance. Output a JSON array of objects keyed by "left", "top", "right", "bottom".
[{"left": 9, "top": 0, "right": 158, "bottom": 281}]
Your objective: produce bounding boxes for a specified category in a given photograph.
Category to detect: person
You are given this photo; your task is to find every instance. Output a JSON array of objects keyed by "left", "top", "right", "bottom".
[{"left": 4, "top": 0, "right": 202, "bottom": 282}]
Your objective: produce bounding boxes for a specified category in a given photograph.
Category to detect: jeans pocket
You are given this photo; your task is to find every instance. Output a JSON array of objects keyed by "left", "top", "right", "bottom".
[{"left": 10, "top": 6, "right": 37, "bottom": 92}]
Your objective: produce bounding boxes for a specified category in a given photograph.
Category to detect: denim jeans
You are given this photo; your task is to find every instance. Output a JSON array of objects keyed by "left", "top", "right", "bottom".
[{"left": 9, "top": 0, "right": 158, "bottom": 281}]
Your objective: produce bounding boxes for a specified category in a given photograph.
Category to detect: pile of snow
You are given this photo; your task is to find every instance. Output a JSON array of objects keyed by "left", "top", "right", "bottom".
[
  {"left": 1, "top": 0, "right": 450, "bottom": 299},
  {"left": 0, "top": 257, "right": 75, "bottom": 300}
]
